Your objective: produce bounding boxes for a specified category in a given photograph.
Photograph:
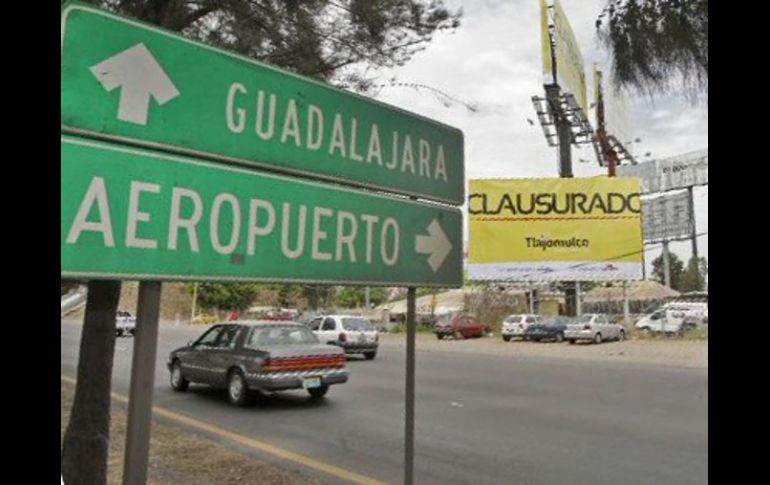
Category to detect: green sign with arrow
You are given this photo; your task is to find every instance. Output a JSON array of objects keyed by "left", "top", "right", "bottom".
[
  {"left": 61, "top": 2, "right": 465, "bottom": 205},
  {"left": 61, "top": 135, "right": 462, "bottom": 287}
]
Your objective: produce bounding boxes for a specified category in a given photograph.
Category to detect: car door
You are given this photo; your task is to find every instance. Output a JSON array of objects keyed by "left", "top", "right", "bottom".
[
  {"left": 207, "top": 325, "right": 243, "bottom": 387},
  {"left": 467, "top": 317, "right": 483, "bottom": 337},
  {"left": 319, "top": 317, "right": 338, "bottom": 344},
  {"left": 182, "top": 325, "right": 223, "bottom": 383},
  {"left": 597, "top": 315, "right": 614, "bottom": 339},
  {"left": 308, "top": 317, "right": 323, "bottom": 338}
]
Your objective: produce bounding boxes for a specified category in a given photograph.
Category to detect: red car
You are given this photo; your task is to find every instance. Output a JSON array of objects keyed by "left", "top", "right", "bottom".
[{"left": 434, "top": 314, "right": 489, "bottom": 340}]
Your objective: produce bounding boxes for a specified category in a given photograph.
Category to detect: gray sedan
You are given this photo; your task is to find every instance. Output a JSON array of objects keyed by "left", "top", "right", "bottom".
[{"left": 168, "top": 321, "right": 349, "bottom": 406}]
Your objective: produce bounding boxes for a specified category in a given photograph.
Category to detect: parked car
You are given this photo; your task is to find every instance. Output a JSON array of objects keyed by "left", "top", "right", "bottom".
[
  {"left": 307, "top": 315, "right": 379, "bottom": 360},
  {"left": 167, "top": 321, "right": 348, "bottom": 405},
  {"left": 523, "top": 317, "right": 568, "bottom": 342},
  {"left": 434, "top": 314, "right": 489, "bottom": 340},
  {"left": 565, "top": 314, "right": 625, "bottom": 344},
  {"left": 501, "top": 314, "right": 540, "bottom": 341},
  {"left": 635, "top": 309, "right": 697, "bottom": 335},
  {"left": 115, "top": 310, "right": 136, "bottom": 337}
]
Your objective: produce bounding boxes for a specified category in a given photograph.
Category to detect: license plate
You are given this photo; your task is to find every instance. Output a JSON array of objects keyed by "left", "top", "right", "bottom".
[{"left": 303, "top": 377, "right": 322, "bottom": 389}]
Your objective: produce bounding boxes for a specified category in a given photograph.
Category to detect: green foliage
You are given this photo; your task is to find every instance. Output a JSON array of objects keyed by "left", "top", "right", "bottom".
[
  {"left": 596, "top": 0, "right": 707, "bottom": 99},
  {"left": 651, "top": 250, "right": 685, "bottom": 290},
  {"left": 681, "top": 256, "right": 707, "bottom": 292},
  {"left": 335, "top": 286, "right": 388, "bottom": 308},
  {"left": 191, "top": 283, "right": 261, "bottom": 312}
]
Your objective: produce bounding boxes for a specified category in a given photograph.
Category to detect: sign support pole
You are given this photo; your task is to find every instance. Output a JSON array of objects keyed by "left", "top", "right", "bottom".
[
  {"left": 662, "top": 242, "right": 672, "bottom": 288},
  {"left": 404, "top": 286, "right": 416, "bottom": 485},
  {"left": 623, "top": 281, "right": 630, "bottom": 325},
  {"left": 546, "top": 84, "right": 578, "bottom": 316},
  {"left": 123, "top": 281, "right": 163, "bottom": 485},
  {"left": 687, "top": 186, "right": 698, "bottom": 258}
]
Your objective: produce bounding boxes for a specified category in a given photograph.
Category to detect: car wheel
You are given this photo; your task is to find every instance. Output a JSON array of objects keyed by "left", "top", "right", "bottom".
[
  {"left": 227, "top": 369, "right": 248, "bottom": 406},
  {"left": 503, "top": 335, "right": 511, "bottom": 342},
  {"left": 568, "top": 339, "right": 576, "bottom": 344},
  {"left": 115, "top": 329, "right": 123, "bottom": 337},
  {"left": 364, "top": 351, "right": 377, "bottom": 360},
  {"left": 555, "top": 332, "right": 564, "bottom": 343},
  {"left": 454, "top": 331, "right": 464, "bottom": 340},
  {"left": 308, "top": 384, "right": 329, "bottom": 399},
  {"left": 618, "top": 330, "right": 626, "bottom": 341},
  {"left": 436, "top": 333, "right": 444, "bottom": 340},
  {"left": 594, "top": 333, "right": 603, "bottom": 344},
  {"left": 170, "top": 360, "right": 189, "bottom": 392}
]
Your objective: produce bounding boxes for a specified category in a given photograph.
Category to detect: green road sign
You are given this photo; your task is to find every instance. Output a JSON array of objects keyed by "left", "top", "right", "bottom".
[
  {"left": 60, "top": 2, "right": 465, "bottom": 205},
  {"left": 61, "top": 135, "right": 462, "bottom": 287}
]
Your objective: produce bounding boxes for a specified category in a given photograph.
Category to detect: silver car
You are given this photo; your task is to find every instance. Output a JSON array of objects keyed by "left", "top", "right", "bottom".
[
  {"left": 168, "top": 321, "right": 348, "bottom": 406},
  {"left": 564, "top": 314, "right": 625, "bottom": 344},
  {"left": 501, "top": 314, "right": 539, "bottom": 341}
]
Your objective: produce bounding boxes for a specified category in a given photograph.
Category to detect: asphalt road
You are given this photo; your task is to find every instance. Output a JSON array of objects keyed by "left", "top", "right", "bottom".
[{"left": 61, "top": 320, "right": 708, "bottom": 485}]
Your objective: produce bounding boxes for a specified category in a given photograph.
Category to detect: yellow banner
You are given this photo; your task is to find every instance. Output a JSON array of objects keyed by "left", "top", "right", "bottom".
[
  {"left": 468, "top": 177, "right": 643, "bottom": 281},
  {"left": 540, "top": 0, "right": 553, "bottom": 82},
  {"left": 552, "top": 0, "right": 587, "bottom": 113}
]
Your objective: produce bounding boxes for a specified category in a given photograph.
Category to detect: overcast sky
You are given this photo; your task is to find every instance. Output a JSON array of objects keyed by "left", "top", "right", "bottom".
[{"left": 368, "top": 0, "right": 708, "bottom": 275}]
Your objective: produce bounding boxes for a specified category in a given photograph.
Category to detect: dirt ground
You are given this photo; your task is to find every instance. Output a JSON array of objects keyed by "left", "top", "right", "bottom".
[
  {"left": 60, "top": 381, "right": 319, "bottom": 485},
  {"left": 379, "top": 332, "right": 708, "bottom": 369}
]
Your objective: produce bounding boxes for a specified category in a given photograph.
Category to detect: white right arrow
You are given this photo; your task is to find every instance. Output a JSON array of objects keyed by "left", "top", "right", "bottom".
[
  {"left": 90, "top": 43, "right": 180, "bottom": 126},
  {"left": 415, "top": 219, "right": 452, "bottom": 272}
]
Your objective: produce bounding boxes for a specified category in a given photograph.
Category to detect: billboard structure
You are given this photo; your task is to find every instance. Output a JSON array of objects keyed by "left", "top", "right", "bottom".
[
  {"left": 593, "top": 65, "right": 635, "bottom": 170},
  {"left": 642, "top": 192, "right": 693, "bottom": 244},
  {"left": 619, "top": 150, "right": 708, "bottom": 193},
  {"left": 533, "top": 0, "right": 594, "bottom": 152},
  {"left": 468, "top": 177, "right": 644, "bottom": 282}
]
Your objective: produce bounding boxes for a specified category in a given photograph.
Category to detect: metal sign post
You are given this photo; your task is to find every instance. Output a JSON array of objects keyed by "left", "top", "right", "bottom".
[
  {"left": 123, "top": 281, "right": 163, "bottom": 485},
  {"left": 404, "top": 287, "right": 417, "bottom": 485}
]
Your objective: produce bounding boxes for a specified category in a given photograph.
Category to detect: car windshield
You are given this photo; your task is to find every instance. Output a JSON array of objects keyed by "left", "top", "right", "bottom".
[
  {"left": 342, "top": 318, "right": 375, "bottom": 331},
  {"left": 504, "top": 315, "right": 522, "bottom": 323},
  {"left": 246, "top": 325, "right": 319, "bottom": 346},
  {"left": 576, "top": 315, "right": 594, "bottom": 323}
]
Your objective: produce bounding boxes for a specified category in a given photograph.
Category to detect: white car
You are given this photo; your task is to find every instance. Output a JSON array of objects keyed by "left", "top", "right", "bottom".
[
  {"left": 564, "top": 313, "right": 625, "bottom": 344},
  {"left": 308, "top": 315, "right": 379, "bottom": 360},
  {"left": 116, "top": 310, "right": 136, "bottom": 337},
  {"left": 501, "top": 314, "right": 540, "bottom": 342},
  {"left": 635, "top": 308, "right": 696, "bottom": 335}
]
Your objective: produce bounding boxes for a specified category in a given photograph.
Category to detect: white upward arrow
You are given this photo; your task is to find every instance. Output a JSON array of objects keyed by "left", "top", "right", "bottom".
[
  {"left": 415, "top": 219, "right": 453, "bottom": 272},
  {"left": 90, "top": 43, "right": 180, "bottom": 126}
]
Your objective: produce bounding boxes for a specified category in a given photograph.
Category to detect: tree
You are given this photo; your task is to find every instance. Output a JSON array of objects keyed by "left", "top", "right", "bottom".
[
  {"left": 63, "top": 3, "right": 461, "bottom": 481},
  {"left": 335, "top": 286, "right": 388, "bottom": 308},
  {"left": 651, "top": 250, "right": 686, "bottom": 290},
  {"left": 596, "top": 0, "right": 708, "bottom": 99},
  {"left": 194, "top": 283, "right": 262, "bottom": 312},
  {"left": 61, "top": 280, "right": 121, "bottom": 485},
  {"left": 88, "top": 0, "right": 461, "bottom": 90},
  {"left": 681, "top": 256, "right": 707, "bottom": 292}
]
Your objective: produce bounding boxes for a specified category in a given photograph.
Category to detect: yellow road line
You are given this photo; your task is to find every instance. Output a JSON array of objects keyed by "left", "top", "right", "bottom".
[{"left": 61, "top": 375, "right": 387, "bottom": 485}]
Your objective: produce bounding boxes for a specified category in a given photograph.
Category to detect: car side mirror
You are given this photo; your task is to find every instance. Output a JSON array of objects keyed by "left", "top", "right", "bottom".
[{"left": 187, "top": 340, "right": 195, "bottom": 347}]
